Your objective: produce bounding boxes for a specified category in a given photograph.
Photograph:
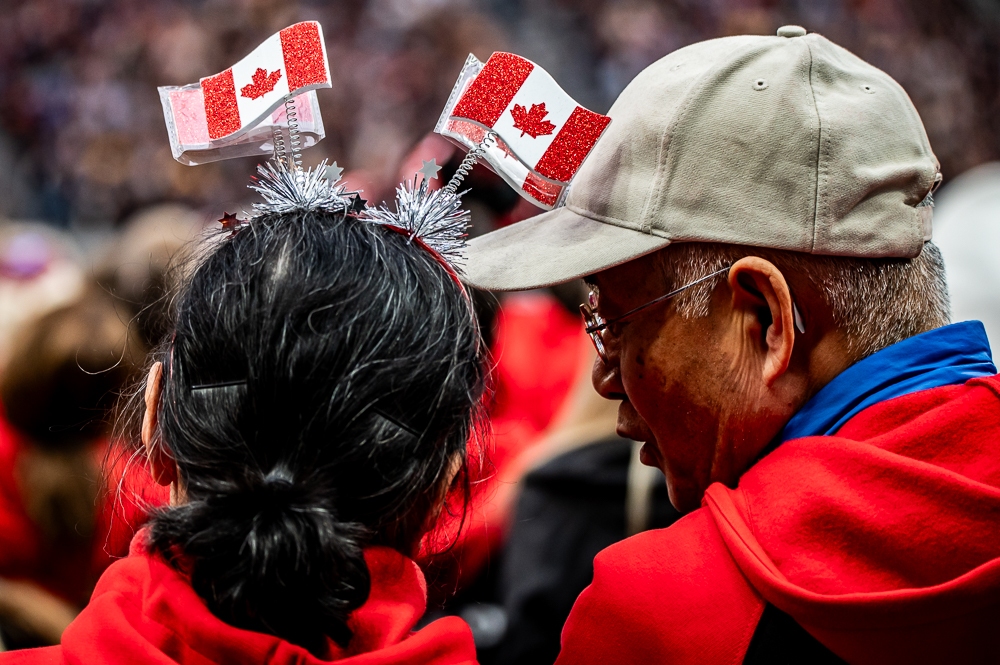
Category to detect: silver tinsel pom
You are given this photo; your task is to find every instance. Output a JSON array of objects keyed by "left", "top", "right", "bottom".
[
  {"left": 362, "top": 177, "right": 470, "bottom": 270},
  {"left": 249, "top": 159, "right": 354, "bottom": 216}
]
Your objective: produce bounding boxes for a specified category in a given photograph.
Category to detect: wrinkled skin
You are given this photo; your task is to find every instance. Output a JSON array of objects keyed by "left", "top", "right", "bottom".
[{"left": 589, "top": 248, "right": 853, "bottom": 513}]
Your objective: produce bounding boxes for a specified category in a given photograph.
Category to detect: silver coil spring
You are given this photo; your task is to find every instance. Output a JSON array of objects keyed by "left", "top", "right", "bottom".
[
  {"left": 271, "top": 122, "right": 287, "bottom": 168},
  {"left": 270, "top": 95, "right": 303, "bottom": 174},
  {"left": 443, "top": 131, "right": 497, "bottom": 195},
  {"left": 284, "top": 95, "right": 303, "bottom": 174}
]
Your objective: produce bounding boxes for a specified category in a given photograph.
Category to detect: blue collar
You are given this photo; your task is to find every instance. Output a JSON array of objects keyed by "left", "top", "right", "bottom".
[{"left": 779, "top": 321, "right": 996, "bottom": 442}]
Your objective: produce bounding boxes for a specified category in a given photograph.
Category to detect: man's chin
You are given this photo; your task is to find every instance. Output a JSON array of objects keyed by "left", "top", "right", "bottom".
[{"left": 664, "top": 477, "right": 706, "bottom": 514}]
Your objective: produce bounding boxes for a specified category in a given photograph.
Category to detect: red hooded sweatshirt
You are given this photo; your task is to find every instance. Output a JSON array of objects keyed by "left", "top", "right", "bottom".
[
  {"left": 1, "top": 534, "right": 477, "bottom": 665},
  {"left": 555, "top": 374, "right": 1000, "bottom": 664}
]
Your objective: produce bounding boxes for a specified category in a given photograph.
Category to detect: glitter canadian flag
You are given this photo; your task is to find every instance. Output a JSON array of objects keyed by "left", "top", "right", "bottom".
[
  {"left": 437, "top": 52, "right": 611, "bottom": 209},
  {"left": 200, "top": 21, "right": 331, "bottom": 141},
  {"left": 158, "top": 21, "right": 330, "bottom": 165}
]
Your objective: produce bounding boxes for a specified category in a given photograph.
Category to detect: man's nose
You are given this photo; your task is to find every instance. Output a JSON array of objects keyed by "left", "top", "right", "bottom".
[{"left": 592, "top": 352, "right": 626, "bottom": 400}]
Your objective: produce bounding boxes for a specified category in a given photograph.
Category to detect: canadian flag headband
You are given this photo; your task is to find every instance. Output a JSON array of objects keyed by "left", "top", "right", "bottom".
[
  {"left": 435, "top": 52, "right": 611, "bottom": 210},
  {"left": 157, "top": 25, "right": 608, "bottom": 281},
  {"left": 363, "top": 51, "right": 612, "bottom": 274},
  {"left": 156, "top": 21, "right": 470, "bottom": 281}
]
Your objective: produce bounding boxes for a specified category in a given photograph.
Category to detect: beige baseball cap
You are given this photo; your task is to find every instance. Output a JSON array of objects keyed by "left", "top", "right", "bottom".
[{"left": 463, "top": 26, "right": 940, "bottom": 291}]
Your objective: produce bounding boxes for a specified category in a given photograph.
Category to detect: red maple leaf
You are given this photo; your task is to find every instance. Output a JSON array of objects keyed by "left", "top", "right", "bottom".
[
  {"left": 510, "top": 102, "right": 557, "bottom": 138},
  {"left": 240, "top": 67, "right": 282, "bottom": 100}
]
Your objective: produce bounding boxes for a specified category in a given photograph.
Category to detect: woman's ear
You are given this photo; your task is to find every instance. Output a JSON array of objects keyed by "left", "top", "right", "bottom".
[
  {"left": 142, "top": 362, "right": 176, "bottom": 487},
  {"left": 727, "top": 257, "right": 796, "bottom": 387}
]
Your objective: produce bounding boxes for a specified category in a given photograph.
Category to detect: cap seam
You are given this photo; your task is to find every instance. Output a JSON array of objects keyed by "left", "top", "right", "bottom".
[
  {"left": 805, "top": 36, "right": 823, "bottom": 254},
  {"left": 640, "top": 39, "right": 788, "bottom": 236},
  {"left": 885, "top": 73, "right": 939, "bottom": 253},
  {"left": 884, "top": 71, "right": 941, "bottom": 204},
  {"left": 636, "top": 97, "right": 673, "bottom": 234},
  {"left": 637, "top": 41, "right": 758, "bottom": 233},
  {"left": 566, "top": 203, "right": 672, "bottom": 239}
]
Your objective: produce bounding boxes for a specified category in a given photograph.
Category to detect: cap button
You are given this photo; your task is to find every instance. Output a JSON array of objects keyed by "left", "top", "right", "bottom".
[{"left": 777, "top": 25, "right": 807, "bottom": 38}]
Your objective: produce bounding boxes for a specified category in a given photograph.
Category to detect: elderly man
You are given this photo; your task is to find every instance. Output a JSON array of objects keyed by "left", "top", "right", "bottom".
[{"left": 463, "top": 27, "right": 1000, "bottom": 665}]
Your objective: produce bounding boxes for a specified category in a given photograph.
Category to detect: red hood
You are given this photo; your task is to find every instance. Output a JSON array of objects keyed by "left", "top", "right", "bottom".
[
  {"left": 3, "top": 534, "right": 477, "bottom": 665},
  {"left": 704, "top": 375, "right": 1000, "bottom": 664}
]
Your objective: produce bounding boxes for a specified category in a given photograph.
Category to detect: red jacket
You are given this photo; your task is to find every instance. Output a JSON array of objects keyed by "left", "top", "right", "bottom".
[
  {"left": 556, "top": 375, "right": 1000, "bottom": 664},
  {"left": 2, "top": 534, "right": 478, "bottom": 665}
]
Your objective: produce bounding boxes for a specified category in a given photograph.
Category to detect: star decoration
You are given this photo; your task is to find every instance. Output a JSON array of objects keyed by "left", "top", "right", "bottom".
[
  {"left": 325, "top": 162, "right": 344, "bottom": 183},
  {"left": 218, "top": 212, "right": 241, "bottom": 236},
  {"left": 417, "top": 158, "right": 442, "bottom": 181},
  {"left": 350, "top": 194, "right": 368, "bottom": 213}
]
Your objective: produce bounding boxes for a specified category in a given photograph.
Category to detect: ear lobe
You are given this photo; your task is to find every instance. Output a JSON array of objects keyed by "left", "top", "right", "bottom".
[
  {"left": 728, "top": 258, "right": 796, "bottom": 387},
  {"left": 147, "top": 443, "right": 178, "bottom": 487},
  {"left": 142, "top": 362, "right": 176, "bottom": 487}
]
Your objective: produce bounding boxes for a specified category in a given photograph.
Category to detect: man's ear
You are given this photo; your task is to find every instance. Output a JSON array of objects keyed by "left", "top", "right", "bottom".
[
  {"left": 142, "top": 362, "right": 176, "bottom": 487},
  {"left": 727, "top": 257, "right": 795, "bottom": 387}
]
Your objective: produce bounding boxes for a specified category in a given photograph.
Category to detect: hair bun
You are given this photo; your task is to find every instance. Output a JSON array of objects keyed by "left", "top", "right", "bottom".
[{"left": 149, "top": 463, "right": 370, "bottom": 652}]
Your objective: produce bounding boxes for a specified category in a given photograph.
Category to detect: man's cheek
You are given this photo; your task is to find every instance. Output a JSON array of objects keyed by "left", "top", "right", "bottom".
[{"left": 622, "top": 358, "right": 668, "bottom": 416}]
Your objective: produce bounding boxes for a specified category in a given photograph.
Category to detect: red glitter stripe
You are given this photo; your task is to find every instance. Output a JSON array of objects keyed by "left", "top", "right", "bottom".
[
  {"left": 202, "top": 68, "right": 240, "bottom": 140},
  {"left": 522, "top": 173, "right": 561, "bottom": 207},
  {"left": 452, "top": 52, "right": 533, "bottom": 128},
  {"left": 280, "top": 22, "right": 327, "bottom": 91},
  {"left": 534, "top": 106, "right": 611, "bottom": 183}
]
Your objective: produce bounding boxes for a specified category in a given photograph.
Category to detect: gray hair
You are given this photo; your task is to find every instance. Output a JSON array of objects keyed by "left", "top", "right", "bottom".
[{"left": 658, "top": 242, "right": 951, "bottom": 359}]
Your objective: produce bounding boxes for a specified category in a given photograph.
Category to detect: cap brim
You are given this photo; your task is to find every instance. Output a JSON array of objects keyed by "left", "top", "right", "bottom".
[{"left": 462, "top": 206, "right": 671, "bottom": 291}]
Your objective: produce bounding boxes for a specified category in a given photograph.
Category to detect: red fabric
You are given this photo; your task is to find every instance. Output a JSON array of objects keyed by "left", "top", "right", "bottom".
[
  {"left": 0, "top": 534, "right": 478, "bottom": 665},
  {"left": 93, "top": 444, "right": 171, "bottom": 575},
  {"left": 425, "top": 294, "right": 587, "bottom": 586},
  {"left": 0, "top": 410, "right": 168, "bottom": 604},
  {"left": 0, "top": 412, "right": 38, "bottom": 583},
  {"left": 488, "top": 294, "right": 588, "bottom": 475},
  {"left": 557, "top": 375, "right": 1000, "bottom": 665}
]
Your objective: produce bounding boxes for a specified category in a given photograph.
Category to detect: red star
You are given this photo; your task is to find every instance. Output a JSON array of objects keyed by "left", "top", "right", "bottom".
[{"left": 219, "top": 212, "right": 241, "bottom": 236}]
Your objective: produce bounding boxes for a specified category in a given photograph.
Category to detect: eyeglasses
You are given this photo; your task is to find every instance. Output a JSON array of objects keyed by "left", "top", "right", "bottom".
[{"left": 580, "top": 266, "right": 732, "bottom": 362}]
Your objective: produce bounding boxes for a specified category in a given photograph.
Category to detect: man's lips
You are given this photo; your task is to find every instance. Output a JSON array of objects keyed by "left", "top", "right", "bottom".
[
  {"left": 616, "top": 400, "right": 661, "bottom": 468},
  {"left": 616, "top": 400, "right": 652, "bottom": 437},
  {"left": 638, "top": 441, "right": 661, "bottom": 468}
]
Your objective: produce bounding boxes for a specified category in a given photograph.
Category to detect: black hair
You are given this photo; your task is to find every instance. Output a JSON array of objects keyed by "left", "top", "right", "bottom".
[{"left": 137, "top": 207, "right": 485, "bottom": 656}]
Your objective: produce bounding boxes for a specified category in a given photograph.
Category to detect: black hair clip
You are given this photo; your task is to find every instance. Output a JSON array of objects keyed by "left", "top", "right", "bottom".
[
  {"left": 190, "top": 379, "right": 247, "bottom": 391},
  {"left": 372, "top": 406, "right": 422, "bottom": 438}
]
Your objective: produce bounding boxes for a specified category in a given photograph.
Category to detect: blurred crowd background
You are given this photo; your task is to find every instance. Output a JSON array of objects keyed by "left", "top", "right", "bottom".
[
  {"left": 2, "top": 0, "right": 1000, "bottom": 227},
  {"left": 2, "top": 0, "right": 1000, "bottom": 661}
]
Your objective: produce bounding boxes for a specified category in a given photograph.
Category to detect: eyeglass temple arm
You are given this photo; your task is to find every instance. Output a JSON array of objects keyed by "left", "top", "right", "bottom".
[{"left": 613, "top": 265, "right": 733, "bottom": 324}]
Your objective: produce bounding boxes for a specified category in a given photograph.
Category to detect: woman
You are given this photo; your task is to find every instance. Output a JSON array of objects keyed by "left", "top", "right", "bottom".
[{"left": 2, "top": 170, "right": 486, "bottom": 663}]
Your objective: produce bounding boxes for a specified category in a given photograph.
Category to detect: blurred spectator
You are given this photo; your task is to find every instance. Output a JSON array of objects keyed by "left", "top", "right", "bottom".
[
  {"left": 931, "top": 162, "right": 1000, "bottom": 345},
  {"left": 0, "top": 226, "right": 83, "bottom": 374},
  {"left": 490, "top": 347, "right": 681, "bottom": 665},
  {"left": 0, "top": 287, "right": 145, "bottom": 649},
  {"left": 95, "top": 202, "right": 204, "bottom": 348},
  {"left": 405, "top": 132, "right": 590, "bottom": 593}
]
